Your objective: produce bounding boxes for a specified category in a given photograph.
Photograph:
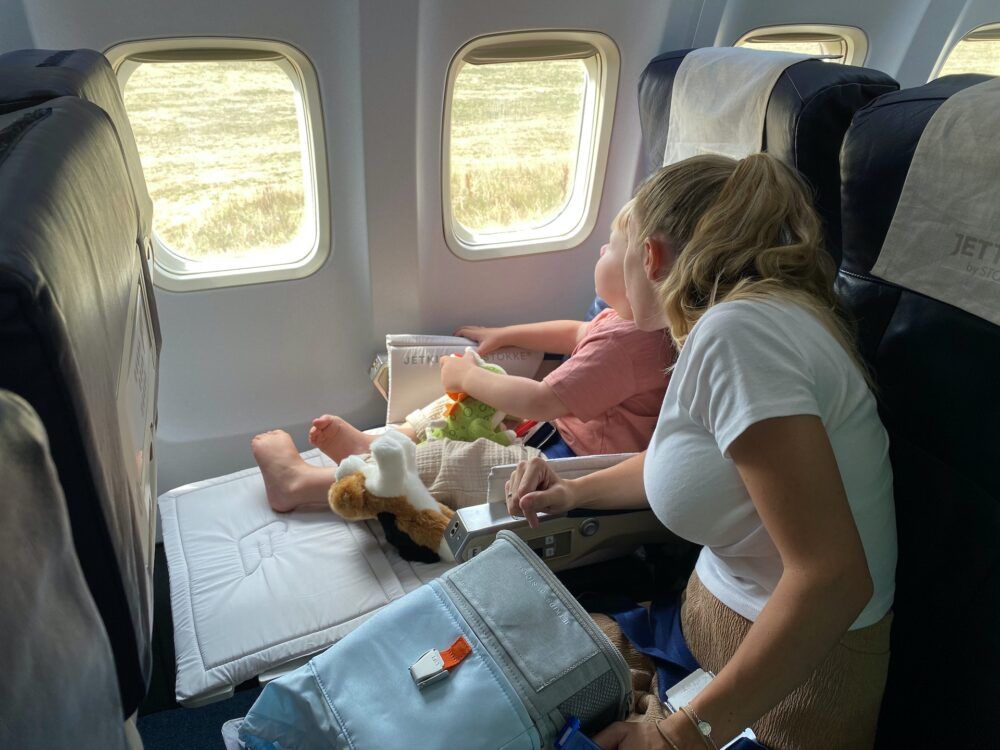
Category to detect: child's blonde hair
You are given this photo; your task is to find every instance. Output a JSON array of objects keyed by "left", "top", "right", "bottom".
[
  {"left": 631, "top": 153, "right": 869, "bottom": 382},
  {"left": 613, "top": 198, "right": 635, "bottom": 233}
]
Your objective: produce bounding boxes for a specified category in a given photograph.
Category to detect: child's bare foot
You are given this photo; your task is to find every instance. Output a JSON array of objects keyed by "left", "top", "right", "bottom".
[
  {"left": 308, "top": 415, "right": 375, "bottom": 462},
  {"left": 251, "top": 429, "right": 336, "bottom": 513}
]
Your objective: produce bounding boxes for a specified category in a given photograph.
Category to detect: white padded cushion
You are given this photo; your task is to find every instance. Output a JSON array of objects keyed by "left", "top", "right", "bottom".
[{"left": 158, "top": 448, "right": 452, "bottom": 705}]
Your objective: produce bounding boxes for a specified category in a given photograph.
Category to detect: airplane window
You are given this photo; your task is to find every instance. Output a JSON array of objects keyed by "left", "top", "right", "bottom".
[
  {"left": 443, "top": 32, "right": 619, "bottom": 260},
  {"left": 737, "top": 38, "right": 845, "bottom": 61},
  {"left": 734, "top": 26, "right": 868, "bottom": 66},
  {"left": 451, "top": 58, "right": 587, "bottom": 235},
  {"left": 124, "top": 61, "right": 312, "bottom": 267},
  {"left": 109, "top": 40, "right": 329, "bottom": 291},
  {"left": 936, "top": 24, "right": 1000, "bottom": 77}
]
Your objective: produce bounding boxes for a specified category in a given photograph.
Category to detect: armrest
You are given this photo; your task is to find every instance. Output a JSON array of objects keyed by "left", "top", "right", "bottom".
[
  {"left": 485, "top": 452, "right": 637, "bottom": 504},
  {"left": 448, "top": 453, "right": 682, "bottom": 572}
]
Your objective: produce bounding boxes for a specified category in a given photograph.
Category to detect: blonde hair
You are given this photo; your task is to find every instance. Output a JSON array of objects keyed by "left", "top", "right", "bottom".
[
  {"left": 612, "top": 197, "right": 635, "bottom": 233},
  {"left": 631, "top": 153, "right": 869, "bottom": 383}
]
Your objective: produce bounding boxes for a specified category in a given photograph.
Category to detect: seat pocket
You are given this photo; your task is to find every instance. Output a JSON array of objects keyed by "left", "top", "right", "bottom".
[{"left": 445, "top": 539, "right": 601, "bottom": 692}]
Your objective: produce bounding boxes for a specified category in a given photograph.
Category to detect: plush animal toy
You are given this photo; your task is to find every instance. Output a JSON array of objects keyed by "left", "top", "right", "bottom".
[
  {"left": 425, "top": 348, "right": 517, "bottom": 447},
  {"left": 329, "top": 429, "right": 455, "bottom": 563}
]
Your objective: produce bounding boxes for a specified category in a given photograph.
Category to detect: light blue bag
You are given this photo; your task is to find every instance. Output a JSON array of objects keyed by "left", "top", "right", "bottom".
[{"left": 239, "top": 531, "right": 632, "bottom": 750}]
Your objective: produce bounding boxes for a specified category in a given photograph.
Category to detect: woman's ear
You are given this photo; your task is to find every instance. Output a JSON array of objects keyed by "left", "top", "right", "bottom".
[{"left": 642, "top": 236, "right": 671, "bottom": 281}]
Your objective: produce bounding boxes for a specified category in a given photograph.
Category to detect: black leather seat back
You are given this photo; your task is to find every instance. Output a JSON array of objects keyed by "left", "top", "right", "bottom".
[
  {"left": 0, "top": 97, "right": 157, "bottom": 716},
  {"left": 0, "top": 48, "right": 161, "bottom": 362},
  {"left": 836, "top": 75, "right": 1000, "bottom": 747},
  {"left": 0, "top": 392, "right": 129, "bottom": 749},
  {"left": 639, "top": 50, "right": 898, "bottom": 263}
]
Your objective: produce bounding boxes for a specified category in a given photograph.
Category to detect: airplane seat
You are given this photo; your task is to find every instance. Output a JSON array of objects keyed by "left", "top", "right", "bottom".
[
  {"left": 0, "top": 47, "right": 162, "bottom": 365},
  {"left": 638, "top": 49, "right": 899, "bottom": 263},
  {"left": 0, "top": 96, "right": 158, "bottom": 718},
  {"left": 836, "top": 74, "right": 1000, "bottom": 747},
  {"left": 0, "top": 391, "right": 136, "bottom": 750}
]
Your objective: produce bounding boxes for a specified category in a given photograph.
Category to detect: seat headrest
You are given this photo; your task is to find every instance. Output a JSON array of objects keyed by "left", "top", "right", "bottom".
[
  {"left": 839, "top": 74, "right": 994, "bottom": 275},
  {"left": 639, "top": 49, "right": 898, "bottom": 262},
  {"left": 0, "top": 48, "right": 153, "bottom": 242}
]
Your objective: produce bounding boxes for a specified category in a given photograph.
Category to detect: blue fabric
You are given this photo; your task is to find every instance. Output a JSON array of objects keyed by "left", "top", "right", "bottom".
[
  {"left": 541, "top": 432, "right": 575, "bottom": 459},
  {"left": 585, "top": 296, "right": 610, "bottom": 322},
  {"left": 523, "top": 422, "right": 576, "bottom": 458},
  {"left": 608, "top": 596, "right": 700, "bottom": 699},
  {"left": 603, "top": 594, "right": 771, "bottom": 750}
]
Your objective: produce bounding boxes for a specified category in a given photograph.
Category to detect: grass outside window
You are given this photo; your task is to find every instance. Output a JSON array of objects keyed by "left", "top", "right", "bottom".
[
  {"left": 733, "top": 25, "right": 868, "bottom": 65},
  {"left": 450, "top": 59, "right": 587, "bottom": 235},
  {"left": 443, "top": 31, "right": 619, "bottom": 259},
  {"left": 937, "top": 26, "right": 1000, "bottom": 77},
  {"left": 736, "top": 39, "right": 844, "bottom": 61},
  {"left": 124, "top": 60, "right": 312, "bottom": 269}
]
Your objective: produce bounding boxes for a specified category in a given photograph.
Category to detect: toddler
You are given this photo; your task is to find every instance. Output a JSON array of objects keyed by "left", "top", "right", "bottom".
[{"left": 252, "top": 200, "right": 674, "bottom": 512}]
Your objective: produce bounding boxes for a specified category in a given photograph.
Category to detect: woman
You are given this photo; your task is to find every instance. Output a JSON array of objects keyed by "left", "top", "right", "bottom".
[{"left": 505, "top": 154, "right": 896, "bottom": 750}]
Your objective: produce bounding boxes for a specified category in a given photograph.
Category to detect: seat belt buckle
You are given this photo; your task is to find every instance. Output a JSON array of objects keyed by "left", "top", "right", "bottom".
[
  {"left": 409, "top": 649, "right": 448, "bottom": 689},
  {"left": 409, "top": 636, "right": 472, "bottom": 689}
]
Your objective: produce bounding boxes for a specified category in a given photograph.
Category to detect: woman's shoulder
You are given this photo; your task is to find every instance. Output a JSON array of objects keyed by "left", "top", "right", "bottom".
[
  {"left": 683, "top": 297, "right": 859, "bottom": 388},
  {"left": 698, "top": 296, "right": 807, "bottom": 325},
  {"left": 676, "top": 297, "right": 832, "bottom": 381},
  {"left": 689, "top": 297, "right": 809, "bottom": 344}
]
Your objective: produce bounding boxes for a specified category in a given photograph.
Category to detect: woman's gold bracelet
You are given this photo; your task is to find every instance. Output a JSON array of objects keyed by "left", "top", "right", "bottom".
[
  {"left": 654, "top": 719, "right": 682, "bottom": 750},
  {"left": 679, "top": 705, "right": 718, "bottom": 750}
]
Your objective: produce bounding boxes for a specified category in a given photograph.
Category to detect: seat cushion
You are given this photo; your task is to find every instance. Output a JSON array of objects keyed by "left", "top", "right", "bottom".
[{"left": 639, "top": 49, "right": 898, "bottom": 262}]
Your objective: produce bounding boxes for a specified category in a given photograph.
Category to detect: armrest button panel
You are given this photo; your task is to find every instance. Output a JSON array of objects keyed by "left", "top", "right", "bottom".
[{"left": 447, "top": 502, "right": 680, "bottom": 572}]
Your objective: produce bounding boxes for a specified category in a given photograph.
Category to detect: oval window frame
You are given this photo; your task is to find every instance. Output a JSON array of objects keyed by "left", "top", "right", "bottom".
[{"left": 106, "top": 37, "right": 330, "bottom": 292}]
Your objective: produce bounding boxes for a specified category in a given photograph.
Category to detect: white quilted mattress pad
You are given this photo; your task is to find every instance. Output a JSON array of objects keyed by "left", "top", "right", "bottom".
[{"left": 158, "top": 448, "right": 452, "bottom": 706}]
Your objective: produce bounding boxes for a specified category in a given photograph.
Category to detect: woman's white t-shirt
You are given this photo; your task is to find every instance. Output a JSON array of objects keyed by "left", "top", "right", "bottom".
[{"left": 644, "top": 298, "right": 896, "bottom": 630}]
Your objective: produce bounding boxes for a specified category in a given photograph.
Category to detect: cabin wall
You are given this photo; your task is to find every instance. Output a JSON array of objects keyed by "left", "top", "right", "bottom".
[
  {"left": 3, "top": 0, "right": 999, "bottom": 492},
  {"left": 0, "top": 1, "right": 33, "bottom": 51}
]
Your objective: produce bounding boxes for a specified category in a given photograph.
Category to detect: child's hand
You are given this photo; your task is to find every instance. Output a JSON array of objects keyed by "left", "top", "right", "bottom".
[
  {"left": 439, "top": 353, "right": 477, "bottom": 393},
  {"left": 454, "top": 325, "right": 507, "bottom": 354}
]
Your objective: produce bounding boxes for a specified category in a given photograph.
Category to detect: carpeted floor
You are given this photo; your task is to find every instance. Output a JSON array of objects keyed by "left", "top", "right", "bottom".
[{"left": 137, "top": 686, "right": 262, "bottom": 750}]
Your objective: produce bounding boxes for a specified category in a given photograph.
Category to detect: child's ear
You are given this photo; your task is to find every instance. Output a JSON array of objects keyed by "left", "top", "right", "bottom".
[{"left": 642, "top": 236, "right": 670, "bottom": 281}]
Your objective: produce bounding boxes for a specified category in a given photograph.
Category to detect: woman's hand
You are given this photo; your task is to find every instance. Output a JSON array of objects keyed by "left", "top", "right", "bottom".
[
  {"left": 439, "top": 353, "right": 477, "bottom": 393},
  {"left": 504, "top": 456, "right": 580, "bottom": 528},
  {"left": 593, "top": 720, "right": 679, "bottom": 749},
  {"left": 455, "top": 325, "right": 508, "bottom": 354}
]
